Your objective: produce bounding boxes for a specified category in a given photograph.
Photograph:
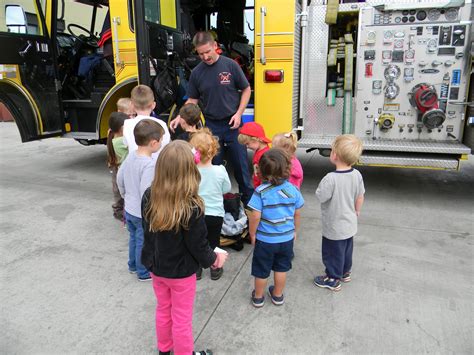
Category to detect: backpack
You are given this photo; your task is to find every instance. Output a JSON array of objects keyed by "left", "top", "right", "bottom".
[{"left": 151, "top": 59, "right": 179, "bottom": 114}]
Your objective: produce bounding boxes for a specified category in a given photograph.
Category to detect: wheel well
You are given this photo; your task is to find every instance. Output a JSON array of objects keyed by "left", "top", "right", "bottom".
[{"left": 0, "top": 82, "right": 39, "bottom": 142}]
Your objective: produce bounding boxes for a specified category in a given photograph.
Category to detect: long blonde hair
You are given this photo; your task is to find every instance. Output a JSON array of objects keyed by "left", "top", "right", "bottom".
[{"left": 145, "top": 140, "right": 204, "bottom": 233}]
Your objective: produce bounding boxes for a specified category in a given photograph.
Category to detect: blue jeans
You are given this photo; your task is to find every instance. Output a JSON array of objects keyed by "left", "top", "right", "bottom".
[
  {"left": 322, "top": 236, "right": 353, "bottom": 280},
  {"left": 125, "top": 212, "right": 149, "bottom": 279},
  {"left": 205, "top": 118, "right": 254, "bottom": 205}
]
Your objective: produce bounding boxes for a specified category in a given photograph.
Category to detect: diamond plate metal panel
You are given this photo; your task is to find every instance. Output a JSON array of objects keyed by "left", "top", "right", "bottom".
[
  {"left": 292, "top": 1, "right": 302, "bottom": 128},
  {"left": 298, "top": 134, "right": 471, "bottom": 154},
  {"left": 359, "top": 154, "right": 460, "bottom": 170}
]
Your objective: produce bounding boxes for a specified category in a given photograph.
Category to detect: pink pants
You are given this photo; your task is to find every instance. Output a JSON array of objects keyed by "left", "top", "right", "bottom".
[{"left": 152, "top": 274, "right": 196, "bottom": 355}]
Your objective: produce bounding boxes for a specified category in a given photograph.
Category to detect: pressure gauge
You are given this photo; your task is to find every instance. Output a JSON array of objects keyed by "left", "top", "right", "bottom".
[
  {"left": 404, "top": 67, "right": 414, "bottom": 82},
  {"left": 384, "top": 83, "right": 400, "bottom": 99},
  {"left": 427, "top": 9, "right": 441, "bottom": 21},
  {"left": 405, "top": 49, "right": 415, "bottom": 63},
  {"left": 445, "top": 8, "right": 458, "bottom": 21},
  {"left": 394, "top": 39, "right": 404, "bottom": 49},
  {"left": 382, "top": 50, "right": 392, "bottom": 63},
  {"left": 383, "top": 30, "right": 393, "bottom": 43},
  {"left": 426, "top": 39, "right": 438, "bottom": 53},
  {"left": 367, "top": 31, "right": 376, "bottom": 44},
  {"left": 372, "top": 80, "right": 383, "bottom": 94},
  {"left": 384, "top": 64, "right": 401, "bottom": 80}
]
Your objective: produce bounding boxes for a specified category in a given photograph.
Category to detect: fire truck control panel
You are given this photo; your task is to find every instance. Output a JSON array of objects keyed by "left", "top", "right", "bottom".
[{"left": 354, "top": 4, "right": 471, "bottom": 142}]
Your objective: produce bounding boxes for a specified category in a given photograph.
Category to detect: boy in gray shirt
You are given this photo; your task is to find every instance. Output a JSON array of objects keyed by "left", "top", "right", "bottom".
[
  {"left": 314, "top": 135, "right": 365, "bottom": 291},
  {"left": 117, "top": 119, "right": 164, "bottom": 281}
]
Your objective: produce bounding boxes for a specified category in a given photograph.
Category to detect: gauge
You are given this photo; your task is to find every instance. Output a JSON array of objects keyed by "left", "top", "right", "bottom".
[
  {"left": 405, "top": 49, "right": 415, "bottom": 61},
  {"left": 373, "top": 80, "right": 382, "bottom": 89},
  {"left": 395, "top": 17, "right": 402, "bottom": 23},
  {"left": 382, "top": 51, "right": 392, "bottom": 63},
  {"left": 384, "top": 83, "right": 400, "bottom": 99},
  {"left": 394, "top": 39, "right": 404, "bottom": 49},
  {"left": 445, "top": 8, "right": 458, "bottom": 21},
  {"left": 426, "top": 38, "right": 438, "bottom": 53},
  {"left": 384, "top": 30, "right": 393, "bottom": 41},
  {"left": 384, "top": 64, "right": 401, "bottom": 80},
  {"left": 367, "top": 31, "right": 376, "bottom": 43},
  {"left": 427, "top": 9, "right": 441, "bottom": 21}
]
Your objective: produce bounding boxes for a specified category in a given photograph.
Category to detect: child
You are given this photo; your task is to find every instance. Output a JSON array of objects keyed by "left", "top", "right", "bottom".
[
  {"left": 247, "top": 148, "right": 304, "bottom": 307},
  {"left": 116, "top": 97, "right": 135, "bottom": 118},
  {"left": 117, "top": 119, "right": 164, "bottom": 281},
  {"left": 272, "top": 132, "right": 303, "bottom": 189},
  {"left": 107, "top": 112, "right": 129, "bottom": 220},
  {"left": 238, "top": 122, "right": 271, "bottom": 188},
  {"left": 123, "top": 85, "right": 170, "bottom": 157},
  {"left": 314, "top": 134, "right": 365, "bottom": 292},
  {"left": 176, "top": 103, "right": 202, "bottom": 141},
  {"left": 141, "top": 140, "right": 228, "bottom": 355},
  {"left": 190, "top": 128, "right": 232, "bottom": 280}
]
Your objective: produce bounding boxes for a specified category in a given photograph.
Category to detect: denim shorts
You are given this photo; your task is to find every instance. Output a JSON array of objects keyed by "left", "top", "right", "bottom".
[{"left": 251, "top": 239, "right": 294, "bottom": 279}]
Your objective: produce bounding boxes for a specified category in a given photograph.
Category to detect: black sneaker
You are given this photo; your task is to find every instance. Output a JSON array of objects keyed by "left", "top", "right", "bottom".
[
  {"left": 341, "top": 271, "right": 351, "bottom": 283},
  {"left": 268, "top": 285, "right": 284, "bottom": 305},
  {"left": 210, "top": 267, "right": 223, "bottom": 280},
  {"left": 313, "top": 275, "right": 342, "bottom": 291},
  {"left": 196, "top": 267, "right": 202, "bottom": 280},
  {"left": 138, "top": 275, "right": 152, "bottom": 282},
  {"left": 194, "top": 350, "right": 213, "bottom": 355},
  {"left": 251, "top": 290, "right": 265, "bottom": 308}
]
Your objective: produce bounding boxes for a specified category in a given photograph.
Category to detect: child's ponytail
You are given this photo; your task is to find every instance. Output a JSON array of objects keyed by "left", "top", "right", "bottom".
[
  {"left": 107, "top": 112, "right": 128, "bottom": 168},
  {"left": 272, "top": 131, "right": 298, "bottom": 155}
]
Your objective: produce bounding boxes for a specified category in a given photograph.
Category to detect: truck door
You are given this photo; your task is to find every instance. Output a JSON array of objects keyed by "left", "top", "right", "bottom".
[{"left": 0, "top": 1, "right": 63, "bottom": 142}]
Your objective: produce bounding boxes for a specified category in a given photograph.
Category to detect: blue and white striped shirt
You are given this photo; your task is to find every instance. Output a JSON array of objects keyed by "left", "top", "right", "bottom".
[{"left": 248, "top": 180, "right": 304, "bottom": 243}]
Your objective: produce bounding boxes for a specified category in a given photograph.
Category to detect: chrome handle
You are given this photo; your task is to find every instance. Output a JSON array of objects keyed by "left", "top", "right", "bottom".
[
  {"left": 19, "top": 40, "right": 32, "bottom": 57},
  {"left": 112, "top": 17, "right": 122, "bottom": 66},
  {"left": 260, "top": 7, "right": 266, "bottom": 65}
]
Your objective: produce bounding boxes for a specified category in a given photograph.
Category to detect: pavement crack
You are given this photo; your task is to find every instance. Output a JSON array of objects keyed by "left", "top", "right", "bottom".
[{"left": 194, "top": 245, "right": 253, "bottom": 344}]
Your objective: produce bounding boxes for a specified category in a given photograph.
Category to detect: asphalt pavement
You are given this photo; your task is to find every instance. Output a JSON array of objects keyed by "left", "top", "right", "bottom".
[{"left": 1, "top": 121, "right": 473, "bottom": 354}]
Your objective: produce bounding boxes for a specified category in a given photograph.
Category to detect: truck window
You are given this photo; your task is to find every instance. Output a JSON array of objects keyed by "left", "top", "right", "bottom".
[{"left": 1, "top": 1, "right": 44, "bottom": 35}]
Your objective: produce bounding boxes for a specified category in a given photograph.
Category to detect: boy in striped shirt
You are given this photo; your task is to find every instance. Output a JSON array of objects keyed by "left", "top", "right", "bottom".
[{"left": 247, "top": 148, "right": 304, "bottom": 307}]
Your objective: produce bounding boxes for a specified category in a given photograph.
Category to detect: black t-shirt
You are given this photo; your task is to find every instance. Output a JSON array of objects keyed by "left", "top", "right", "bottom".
[{"left": 187, "top": 56, "right": 249, "bottom": 121}]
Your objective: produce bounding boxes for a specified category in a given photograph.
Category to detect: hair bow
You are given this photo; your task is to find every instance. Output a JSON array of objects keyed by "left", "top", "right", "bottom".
[{"left": 191, "top": 148, "right": 201, "bottom": 164}]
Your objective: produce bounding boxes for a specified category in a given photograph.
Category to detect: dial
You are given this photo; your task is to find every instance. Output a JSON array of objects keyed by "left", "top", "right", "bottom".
[
  {"left": 405, "top": 49, "right": 415, "bottom": 60},
  {"left": 384, "top": 64, "right": 401, "bottom": 80},
  {"left": 426, "top": 38, "right": 438, "bottom": 53},
  {"left": 367, "top": 31, "right": 376, "bottom": 40},
  {"left": 373, "top": 80, "right": 382, "bottom": 89},
  {"left": 394, "top": 39, "right": 404, "bottom": 49},
  {"left": 427, "top": 9, "right": 441, "bottom": 21},
  {"left": 384, "top": 30, "right": 393, "bottom": 41},
  {"left": 384, "top": 83, "right": 400, "bottom": 99},
  {"left": 445, "top": 8, "right": 458, "bottom": 21},
  {"left": 382, "top": 50, "right": 392, "bottom": 60}
]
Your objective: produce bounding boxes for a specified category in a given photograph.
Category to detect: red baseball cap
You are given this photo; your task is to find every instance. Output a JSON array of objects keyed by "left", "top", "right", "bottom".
[{"left": 239, "top": 122, "right": 271, "bottom": 143}]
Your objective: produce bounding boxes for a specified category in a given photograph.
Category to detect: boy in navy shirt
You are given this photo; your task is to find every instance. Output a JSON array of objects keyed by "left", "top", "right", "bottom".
[{"left": 247, "top": 148, "right": 304, "bottom": 307}]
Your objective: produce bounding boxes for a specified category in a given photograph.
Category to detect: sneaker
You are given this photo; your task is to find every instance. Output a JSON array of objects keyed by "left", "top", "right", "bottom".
[
  {"left": 251, "top": 290, "right": 265, "bottom": 308},
  {"left": 196, "top": 267, "right": 202, "bottom": 280},
  {"left": 341, "top": 271, "right": 351, "bottom": 283},
  {"left": 193, "top": 350, "right": 213, "bottom": 355},
  {"left": 210, "top": 267, "right": 223, "bottom": 280},
  {"left": 128, "top": 269, "right": 137, "bottom": 274},
  {"left": 268, "top": 285, "right": 284, "bottom": 306},
  {"left": 313, "top": 275, "right": 342, "bottom": 291},
  {"left": 138, "top": 275, "right": 152, "bottom": 282}
]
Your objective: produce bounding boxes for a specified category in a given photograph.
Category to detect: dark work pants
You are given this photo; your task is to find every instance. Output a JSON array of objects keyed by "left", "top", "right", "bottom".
[
  {"left": 205, "top": 118, "right": 254, "bottom": 205},
  {"left": 322, "top": 236, "right": 353, "bottom": 280},
  {"left": 205, "top": 215, "right": 224, "bottom": 250}
]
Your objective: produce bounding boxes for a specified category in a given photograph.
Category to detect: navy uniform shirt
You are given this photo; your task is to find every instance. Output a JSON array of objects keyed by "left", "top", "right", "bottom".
[{"left": 187, "top": 56, "right": 249, "bottom": 121}]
